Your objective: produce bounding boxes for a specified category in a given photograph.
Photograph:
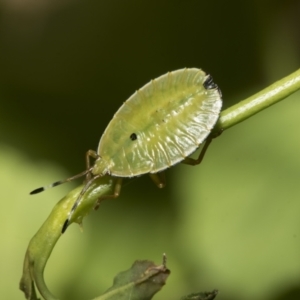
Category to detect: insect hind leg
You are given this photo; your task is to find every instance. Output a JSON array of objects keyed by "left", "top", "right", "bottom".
[
  {"left": 182, "top": 128, "right": 223, "bottom": 166},
  {"left": 182, "top": 137, "right": 213, "bottom": 166}
]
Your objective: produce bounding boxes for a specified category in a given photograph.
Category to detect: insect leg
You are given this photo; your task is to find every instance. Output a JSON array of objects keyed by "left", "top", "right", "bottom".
[
  {"left": 93, "top": 178, "right": 123, "bottom": 210},
  {"left": 85, "top": 150, "right": 99, "bottom": 181},
  {"left": 182, "top": 136, "right": 213, "bottom": 166},
  {"left": 149, "top": 172, "right": 166, "bottom": 189},
  {"left": 182, "top": 128, "right": 223, "bottom": 166}
]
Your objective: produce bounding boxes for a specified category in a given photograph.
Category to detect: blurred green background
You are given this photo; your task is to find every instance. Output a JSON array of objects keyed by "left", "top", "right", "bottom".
[{"left": 1, "top": 0, "right": 300, "bottom": 299}]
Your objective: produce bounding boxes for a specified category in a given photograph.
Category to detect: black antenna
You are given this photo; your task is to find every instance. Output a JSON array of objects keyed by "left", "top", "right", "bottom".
[{"left": 30, "top": 168, "right": 92, "bottom": 195}]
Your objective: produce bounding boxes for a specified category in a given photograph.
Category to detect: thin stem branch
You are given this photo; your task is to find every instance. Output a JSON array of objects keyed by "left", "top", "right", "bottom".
[{"left": 215, "top": 68, "right": 300, "bottom": 131}]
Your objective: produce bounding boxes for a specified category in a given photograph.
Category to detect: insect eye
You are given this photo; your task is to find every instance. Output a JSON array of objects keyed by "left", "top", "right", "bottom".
[
  {"left": 203, "top": 74, "right": 218, "bottom": 90},
  {"left": 130, "top": 133, "right": 137, "bottom": 141}
]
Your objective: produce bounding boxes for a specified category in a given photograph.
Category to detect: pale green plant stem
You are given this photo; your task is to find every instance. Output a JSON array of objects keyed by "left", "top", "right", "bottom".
[
  {"left": 20, "top": 176, "right": 115, "bottom": 300},
  {"left": 215, "top": 68, "right": 300, "bottom": 131}
]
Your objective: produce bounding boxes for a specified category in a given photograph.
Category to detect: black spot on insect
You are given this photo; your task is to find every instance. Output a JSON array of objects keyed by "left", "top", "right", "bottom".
[
  {"left": 203, "top": 74, "right": 218, "bottom": 90},
  {"left": 130, "top": 133, "right": 137, "bottom": 141}
]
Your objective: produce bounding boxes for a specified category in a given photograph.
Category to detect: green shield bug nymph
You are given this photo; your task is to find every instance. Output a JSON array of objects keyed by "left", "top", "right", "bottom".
[{"left": 31, "top": 68, "right": 222, "bottom": 233}]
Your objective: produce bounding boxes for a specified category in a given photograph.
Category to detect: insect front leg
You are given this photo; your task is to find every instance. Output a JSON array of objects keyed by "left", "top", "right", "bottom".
[
  {"left": 86, "top": 150, "right": 99, "bottom": 181},
  {"left": 93, "top": 177, "right": 123, "bottom": 210}
]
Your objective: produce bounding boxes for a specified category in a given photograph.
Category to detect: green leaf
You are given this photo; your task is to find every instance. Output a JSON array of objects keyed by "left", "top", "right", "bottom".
[
  {"left": 180, "top": 290, "right": 218, "bottom": 300},
  {"left": 95, "top": 258, "right": 170, "bottom": 300}
]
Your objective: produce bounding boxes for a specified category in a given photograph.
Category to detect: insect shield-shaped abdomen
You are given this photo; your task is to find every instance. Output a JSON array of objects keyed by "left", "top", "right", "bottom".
[{"left": 97, "top": 68, "right": 222, "bottom": 178}]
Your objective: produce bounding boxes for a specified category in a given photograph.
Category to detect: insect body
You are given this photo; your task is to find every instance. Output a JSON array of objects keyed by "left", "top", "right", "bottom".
[{"left": 31, "top": 68, "right": 222, "bottom": 232}]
